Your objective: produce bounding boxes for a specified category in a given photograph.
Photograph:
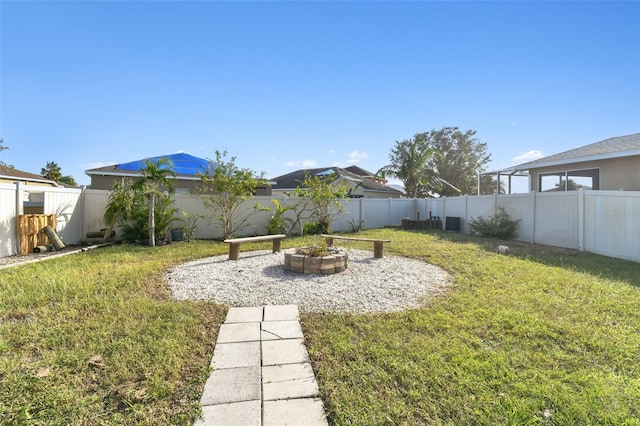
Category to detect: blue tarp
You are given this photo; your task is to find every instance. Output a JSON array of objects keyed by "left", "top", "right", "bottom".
[{"left": 115, "top": 153, "right": 211, "bottom": 176}]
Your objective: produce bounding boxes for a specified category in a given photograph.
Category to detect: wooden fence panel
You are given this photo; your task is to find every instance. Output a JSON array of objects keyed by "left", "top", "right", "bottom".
[{"left": 17, "top": 214, "right": 56, "bottom": 254}]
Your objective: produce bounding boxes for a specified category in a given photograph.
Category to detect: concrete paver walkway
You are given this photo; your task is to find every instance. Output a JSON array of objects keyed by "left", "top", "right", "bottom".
[{"left": 194, "top": 305, "right": 328, "bottom": 426}]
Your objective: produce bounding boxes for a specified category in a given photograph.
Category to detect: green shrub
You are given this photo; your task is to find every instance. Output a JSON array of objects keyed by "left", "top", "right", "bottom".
[
  {"left": 303, "top": 220, "right": 330, "bottom": 235},
  {"left": 266, "top": 199, "right": 294, "bottom": 235},
  {"left": 468, "top": 206, "right": 519, "bottom": 239}
]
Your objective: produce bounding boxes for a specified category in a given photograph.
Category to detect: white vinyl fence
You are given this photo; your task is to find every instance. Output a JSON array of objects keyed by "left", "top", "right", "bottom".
[{"left": 1, "top": 184, "right": 638, "bottom": 262}]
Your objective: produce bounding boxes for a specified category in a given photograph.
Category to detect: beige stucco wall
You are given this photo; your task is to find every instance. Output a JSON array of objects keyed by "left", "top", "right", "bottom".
[
  {"left": 88, "top": 175, "right": 202, "bottom": 191},
  {"left": 530, "top": 155, "right": 640, "bottom": 191},
  {"left": 89, "top": 174, "right": 271, "bottom": 195},
  {"left": 0, "top": 177, "right": 55, "bottom": 187}
]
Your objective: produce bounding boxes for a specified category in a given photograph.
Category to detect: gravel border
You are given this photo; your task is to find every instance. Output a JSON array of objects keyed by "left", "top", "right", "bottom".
[{"left": 166, "top": 249, "right": 451, "bottom": 313}]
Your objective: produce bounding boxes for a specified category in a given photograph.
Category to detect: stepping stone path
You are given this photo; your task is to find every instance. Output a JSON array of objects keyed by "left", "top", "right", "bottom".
[{"left": 195, "top": 305, "right": 328, "bottom": 426}]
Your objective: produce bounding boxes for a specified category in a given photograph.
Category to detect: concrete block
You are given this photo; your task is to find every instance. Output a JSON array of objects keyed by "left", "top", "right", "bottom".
[
  {"left": 261, "top": 320, "right": 304, "bottom": 341},
  {"left": 262, "top": 339, "right": 309, "bottom": 366},
  {"left": 225, "top": 307, "right": 264, "bottom": 323},
  {"left": 194, "top": 400, "right": 261, "bottom": 426},
  {"left": 263, "top": 398, "right": 328, "bottom": 426},
  {"left": 263, "top": 304, "right": 299, "bottom": 321},
  {"left": 200, "top": 366, "right": 261, "bottom": 405},
  {"left": 263, "top": 362, "right": 315, "bottom": 384},
  {"left": 263, "top": 364, "right": 320, "bottom": 400},
  {"left": 216, "top": 322, "right": 261, "bottom": 343},
  {"left": 211, "top": 341, "right": 261, "bottom": 369}
]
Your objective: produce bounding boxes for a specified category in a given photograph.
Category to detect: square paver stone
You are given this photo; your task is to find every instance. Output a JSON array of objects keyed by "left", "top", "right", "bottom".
[
  {"left": 263, "top": 398, "right": 328, "bottom": 426},
  {"left": 194, "top": 400, "right": 261, "bottom": 426},
  {"left": 216, "top": 322, "right": 261, "bottom": 343},
  {"left": 263, "top": 305, "right": 299, "bottom": 321},
  {"left": 211, "top": 341, "right": 261, "bottom": 369},
  {"left": 263, "top": 363, "right": 319, "bottom": 400},
  {"left": 225, "top": 307, "right": 264, "bottom": 323},
  {"left": 200, "top": 366, "right": 261, "bottom": 405},
  {"left": 262, "top": 339, "right": 309, "bottom": 366},
  {"left": 261, "top": 320, "right": 304, "bottom": 341},
  {"left": 263, "top": 362, "right": 316, "bottom": 384}
]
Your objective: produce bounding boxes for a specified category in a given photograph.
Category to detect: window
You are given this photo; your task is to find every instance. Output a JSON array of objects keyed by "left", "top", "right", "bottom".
[{"left": 539, "top": 168, "right": 599, "bottom": 192}]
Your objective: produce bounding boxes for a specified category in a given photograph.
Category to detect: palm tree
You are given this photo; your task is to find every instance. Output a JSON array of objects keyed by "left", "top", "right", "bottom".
[
  {"left": 134, "top": 158, "right": 176, "bottom": 247},
  {"left": 103, "top": 178, "right": 138, "bottom": 240},
  {"left": 378, "top": 135, "right": 435, "bottom": 198},
  {"left": 41, "top": 161, "right": 63, "bottom": 182}
]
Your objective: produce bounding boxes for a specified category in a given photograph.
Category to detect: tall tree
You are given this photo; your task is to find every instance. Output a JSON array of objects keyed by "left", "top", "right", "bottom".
[
  {"left": 292, "top": 172, "right": 349, "bottom": 235},
  {"left": 41, "top": 161, "right": 63, "bottom": 182},
  {"left": 134, "top": 158, "right": 176, "bottom": 247},
  {"left": 59, "top": 175, "right": 78, "bottom": 186},
  {"left": 0, "top": 139, "right": 9, "bottom": 167},
  {"left": 478, "top": 173, "right": 505, "bottom": 195},
  {"left": 424, "top": 127, "right": 491, "bottom": 196},
  {"left": 198, "top": 150, "right": 266, "bottom": 239},
  {"left": 378, "top": 134, "right": 435, "bottom": 198}
]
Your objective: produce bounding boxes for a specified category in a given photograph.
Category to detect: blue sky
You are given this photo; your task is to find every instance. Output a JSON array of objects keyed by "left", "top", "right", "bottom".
[{"left": 1, "top": 1, "right": 639, "bottom": 189}]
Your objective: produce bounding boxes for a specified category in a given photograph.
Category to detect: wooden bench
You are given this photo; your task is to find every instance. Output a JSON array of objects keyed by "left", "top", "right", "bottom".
[
  {"left": 321, "top": 234, "right": 391, "bottom": 258},
  {"left": 223, "top": 234, "right": 286, "bottom": 260}
]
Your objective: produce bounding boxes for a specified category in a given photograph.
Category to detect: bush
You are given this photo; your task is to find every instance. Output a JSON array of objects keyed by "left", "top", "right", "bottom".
[
  {"left": 303, "top": 220, "right": 330, "bottom": 235},
  {"left": 468, "top": 207, "right": 519, "bottom": 239}
]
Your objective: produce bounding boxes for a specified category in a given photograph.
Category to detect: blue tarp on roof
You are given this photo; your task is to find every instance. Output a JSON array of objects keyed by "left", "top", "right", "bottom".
[{"left": 115, "top": 153, "right": 211, "bottom": 175}]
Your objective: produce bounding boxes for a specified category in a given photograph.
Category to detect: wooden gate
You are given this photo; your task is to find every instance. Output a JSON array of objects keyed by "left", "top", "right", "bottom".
[{"left": 17, "top": 214, "right": 56, "bottom": 254}]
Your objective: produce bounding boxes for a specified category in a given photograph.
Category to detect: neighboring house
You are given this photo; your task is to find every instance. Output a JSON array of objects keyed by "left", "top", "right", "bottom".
[
  {"left": 0, "top": 165, "right": 59, "bottom": 187},
  {"left": 269, "top": 166, "right": 404, "bottom": 198},
  {"left": 0, "top": 165, "right": 60, "bottom": 214},
  {"left": 486, "top": 133, "right": 640, "bottom": 193},
  {"left": 85, "top": 152, "right": 272, "bottom": 195}
]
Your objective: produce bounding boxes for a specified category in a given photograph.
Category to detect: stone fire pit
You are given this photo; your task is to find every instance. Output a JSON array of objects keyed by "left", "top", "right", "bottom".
[{"left": 283, "top": 247, "right": 348, "bottom": 275}]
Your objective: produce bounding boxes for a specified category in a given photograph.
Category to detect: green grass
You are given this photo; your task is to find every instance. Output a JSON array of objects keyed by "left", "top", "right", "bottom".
[
  {"left": 1, "top": 231, "right": 639, "bottom": 425},
  {"left": 301, "top": 229, "right": 640, "bottom": 425},
  {"left": 0, "top": 242, "right": 228, "bottom": 425}
]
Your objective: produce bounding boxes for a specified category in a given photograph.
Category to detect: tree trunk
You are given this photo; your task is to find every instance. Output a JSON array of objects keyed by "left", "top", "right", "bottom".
[{"left": 149, "top": 193, "right": 156, "bottom": 247}]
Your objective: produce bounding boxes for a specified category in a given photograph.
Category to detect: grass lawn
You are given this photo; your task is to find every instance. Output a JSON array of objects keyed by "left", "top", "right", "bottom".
[
  {"left": 302, "top": 229, "right": 640, "bottom": 425},
  {"left": 1, "top": 230, "right": 639, "bottom": 425}
]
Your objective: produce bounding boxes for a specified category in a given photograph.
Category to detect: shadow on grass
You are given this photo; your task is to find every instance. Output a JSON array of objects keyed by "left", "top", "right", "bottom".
[{"left": 405, "top": 228, "right": 640, "bottom": 288}]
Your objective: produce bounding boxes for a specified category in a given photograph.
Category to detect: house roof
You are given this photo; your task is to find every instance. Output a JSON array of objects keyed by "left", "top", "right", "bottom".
[
  {"left": 0, "top": 165, "right": 59, "bottom": 186},
  {"left": 269, "top": 166, "right": 403, "bottom": 195},
  {"left": 85, "top": 153, "right": 211, "bottom": 180},
  {"left": 509, "top": 133, "right": 640, "bottom": 172}
]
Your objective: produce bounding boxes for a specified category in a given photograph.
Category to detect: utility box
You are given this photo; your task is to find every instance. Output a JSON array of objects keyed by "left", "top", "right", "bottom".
[{"left": 445, "top": 216, "right": 461, "bottom": 232}]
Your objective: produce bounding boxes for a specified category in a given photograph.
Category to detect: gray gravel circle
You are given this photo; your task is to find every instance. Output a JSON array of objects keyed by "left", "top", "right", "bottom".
[{"left": 166, "top": 249, "right": 451, "bottom": 313}]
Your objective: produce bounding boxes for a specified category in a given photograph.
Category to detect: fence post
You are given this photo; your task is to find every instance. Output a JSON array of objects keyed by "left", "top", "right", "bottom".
[
  {"left": 578, "top": 188, "right": 585, "bottom": 251},
  {"left": 359, "top": 198, "right": 364, "bottom": 228},
  {"left": 441, "top": 197, "right": 446, "bottom": 230},
  {"left": 464, "top": 195, "right": 469, "bottom": 233},
  {"left": 15, "top": 182, "right": 25, "bottom": 254},
  {"left": 530, "top": 191, "right": 536, "bottom": 244}
]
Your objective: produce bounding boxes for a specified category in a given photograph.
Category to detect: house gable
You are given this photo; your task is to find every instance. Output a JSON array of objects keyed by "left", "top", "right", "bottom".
[{"left": 269, "top": 166, "right": 403, "bottom": 198}]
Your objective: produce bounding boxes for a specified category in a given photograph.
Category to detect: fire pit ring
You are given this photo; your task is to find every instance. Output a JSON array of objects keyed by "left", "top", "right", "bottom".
[{"left": 283, "top": 248, "right": 348, "bottom": 275}]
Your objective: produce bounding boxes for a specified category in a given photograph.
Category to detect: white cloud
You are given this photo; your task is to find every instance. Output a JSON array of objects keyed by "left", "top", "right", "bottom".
[
  {"left": 511, "top": 150, "right": 544, "bottom": 164},
  {"left": 347, "top": 150, "right": 368, "bottom": 162},
  {"left": 82, "top": 161, "right": 116, "bottom": 169},
  {"left": 286, "top": 160, "right": 317, "bottom": 168}
]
